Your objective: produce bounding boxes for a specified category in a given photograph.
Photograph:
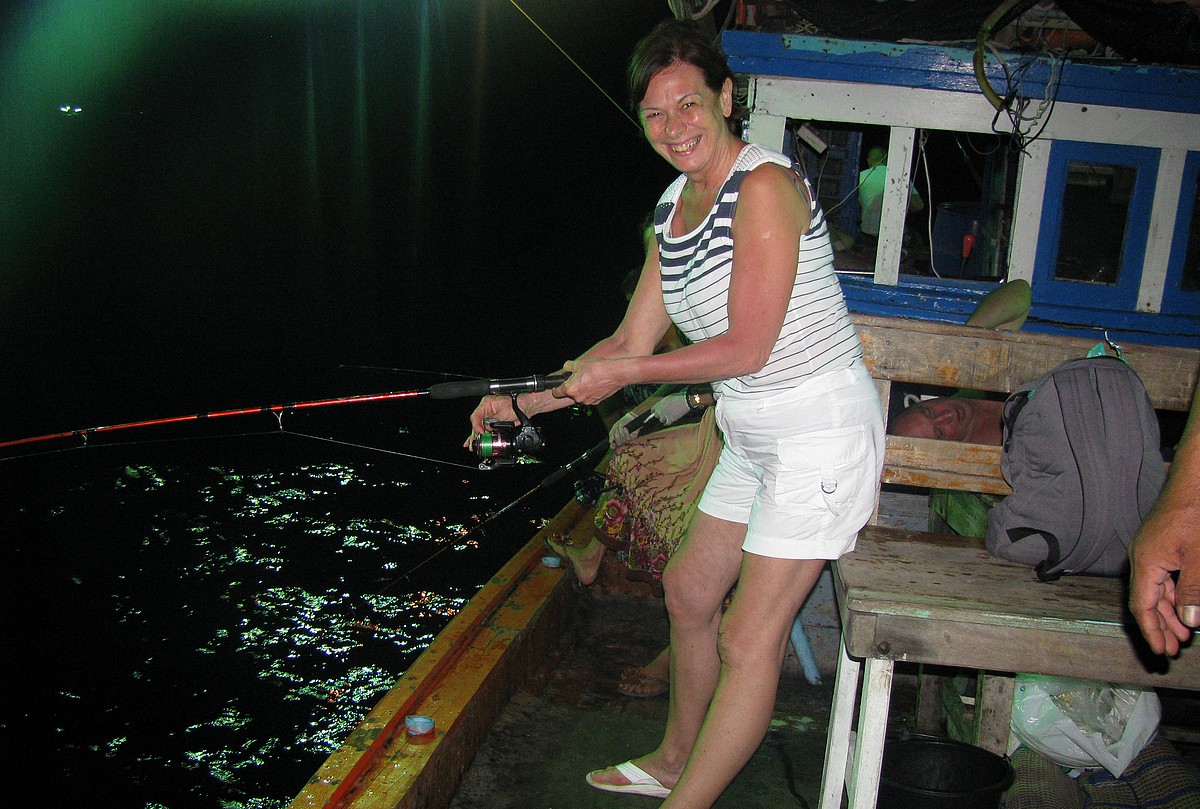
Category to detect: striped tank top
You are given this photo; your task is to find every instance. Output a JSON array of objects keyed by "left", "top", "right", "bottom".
[{"left": 655, "top": 142, "right": 861, "bottom": 399}]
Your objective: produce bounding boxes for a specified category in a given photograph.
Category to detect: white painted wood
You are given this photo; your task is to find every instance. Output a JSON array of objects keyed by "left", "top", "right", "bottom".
[
  {"left": 872, "top": 128, "right": 915, "bottom": 286},
  {"left": 819, "top": 643, "right": 862, "bottom": 809},
  {"left": 1140, "top": 148, "right": 1187, "bottom": 312},
  {"left": 848, "top": 657, "right": 894, "bottom": 809},
  {"left": 745, "top": 106, "right": 787, "bottom": 154},
  {"left": 1008, "top": 138, "right": 1050, "bottom": 285},
  {"left": 752, "top": 77, "right": 1200, "bottom": 151}
]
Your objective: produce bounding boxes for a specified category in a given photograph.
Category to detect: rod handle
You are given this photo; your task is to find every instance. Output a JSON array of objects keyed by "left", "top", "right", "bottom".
[{"left": 428, "top": 373, "right": 570, "bottom": 400}]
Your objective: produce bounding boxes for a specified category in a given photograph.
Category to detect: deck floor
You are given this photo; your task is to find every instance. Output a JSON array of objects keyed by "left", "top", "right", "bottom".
[
  {"left": 449, "top": 491, "right": 927, "bottom": 808},
  {"left": 448, "top": 581, "right": 869, "bottom": 809}
]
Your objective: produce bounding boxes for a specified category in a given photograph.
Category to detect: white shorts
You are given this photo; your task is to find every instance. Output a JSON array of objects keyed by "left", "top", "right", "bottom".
[{"left": 699, "top": 360, "right": 884, "bottom": 560}]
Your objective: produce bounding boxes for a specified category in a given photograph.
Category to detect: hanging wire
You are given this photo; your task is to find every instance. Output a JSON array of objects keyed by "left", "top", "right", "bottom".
[
  {"left": 668, "top": 0, "right": 723, "bottom": 20},
  {"left": 505, "top": 0, "right": 641, "bottom": 131}
]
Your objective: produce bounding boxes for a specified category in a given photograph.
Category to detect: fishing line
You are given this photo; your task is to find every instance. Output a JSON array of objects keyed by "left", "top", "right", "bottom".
[
  {"left": 505, "top": 0, "right": 641, "bottom": 132},
  {"left": 338, "top": 364, "right": 480, "bottom": 378},
  {"left": 283, "top": 429, "right": 480, "bottom": 470},
  {"left": 374, "top": 433, "right": 613, "bottom": 595}
]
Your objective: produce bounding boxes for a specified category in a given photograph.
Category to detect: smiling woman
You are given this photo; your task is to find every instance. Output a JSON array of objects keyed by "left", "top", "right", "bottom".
[{"left": 460, "top": 18, "right": 884, "bottom": 808}]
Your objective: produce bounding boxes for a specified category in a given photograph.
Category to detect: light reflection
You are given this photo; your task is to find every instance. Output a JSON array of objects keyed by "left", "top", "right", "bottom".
[{"left": 18, "top": 451, "right": 501, "bottom": 806}]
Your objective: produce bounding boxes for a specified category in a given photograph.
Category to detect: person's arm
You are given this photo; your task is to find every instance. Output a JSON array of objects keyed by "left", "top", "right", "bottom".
[
  {"left": 1129, "top": 390, "right": 1200, "bottom": 656},
  {"left": 554, "top": 163, "right": 807, "bottom": 404}
]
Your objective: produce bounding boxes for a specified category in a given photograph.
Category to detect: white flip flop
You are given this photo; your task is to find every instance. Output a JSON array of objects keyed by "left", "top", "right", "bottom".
[{"left": 586, "top": 760, "right": 672, "bottom": 798}]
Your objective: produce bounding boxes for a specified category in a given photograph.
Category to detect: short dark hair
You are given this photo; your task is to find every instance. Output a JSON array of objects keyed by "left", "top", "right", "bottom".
[{"left": 627, "top": 19, "right": 734, "bottom": 114}]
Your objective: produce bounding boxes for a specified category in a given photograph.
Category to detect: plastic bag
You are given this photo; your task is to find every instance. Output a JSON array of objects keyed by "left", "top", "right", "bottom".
[{"left": 1008, "top": 674, "right": 1160, "bottom": 777}]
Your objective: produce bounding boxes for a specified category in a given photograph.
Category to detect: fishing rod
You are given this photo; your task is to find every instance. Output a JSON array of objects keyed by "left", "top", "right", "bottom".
[
  {"left": 0, "top": 373, "right": 570, "bottom": 452},
  {"left": 380, "top": 408, "right": 662, "bottom": 589}
]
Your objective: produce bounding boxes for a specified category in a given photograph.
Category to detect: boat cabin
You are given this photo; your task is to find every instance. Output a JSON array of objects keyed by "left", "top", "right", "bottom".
[{"left": 722, "top": 27, "right": 1200, "bottom": 348}]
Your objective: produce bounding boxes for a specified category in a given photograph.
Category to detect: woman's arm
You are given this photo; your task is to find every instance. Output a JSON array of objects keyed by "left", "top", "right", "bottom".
[{"left": 557, "top": 163, "right": 808, "bottom": 401}]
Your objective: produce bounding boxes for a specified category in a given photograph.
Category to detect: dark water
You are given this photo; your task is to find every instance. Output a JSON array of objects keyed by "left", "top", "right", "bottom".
[
  {"left": 5, "top": 404, "right": 604, "bottom": 808},
  {"left": 2, "top": 1, "right": 665, "bottom": 805}
]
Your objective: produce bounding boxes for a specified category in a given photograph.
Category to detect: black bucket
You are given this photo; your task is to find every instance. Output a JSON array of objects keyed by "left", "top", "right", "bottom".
[{"left": 878, "top": 735, "right": 1014, "bottom": 809}]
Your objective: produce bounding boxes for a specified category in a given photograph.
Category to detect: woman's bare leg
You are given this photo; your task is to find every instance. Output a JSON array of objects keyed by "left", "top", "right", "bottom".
[
  {"left": 588, "top": 511, "right": 747, "bottom": 788},
  {"left": 661, "top": 553, "right": 826, "bottom": 808}
]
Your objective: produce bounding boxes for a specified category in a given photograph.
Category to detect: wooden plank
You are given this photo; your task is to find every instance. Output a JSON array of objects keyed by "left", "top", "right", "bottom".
[
  {"left": 883, "top": 436, "right": 1008, "bottom": 494},
  {"left": 976, "top": 674, "right": 1016, "bottom": 755},
  {"left": 834, "top": 527, "right": 1200, "bottom": 689},
  {"left": 291, "top": 503, "right": 594, "bottom": 809},
  {"left": 851, "top": 313, "right": 1200, "bottom": 410}
]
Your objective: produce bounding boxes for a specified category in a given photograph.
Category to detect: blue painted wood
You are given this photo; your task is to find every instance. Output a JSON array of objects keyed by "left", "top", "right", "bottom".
[
  {"left": 1031, "top": 140, "right": 1159, "bottom": 312},
  {"left": 838, "top": 274, "right": 1200, "bottom": 348},
  {"left": 1163, "top": 151, "right": 1200, "bottom": 317},
  {"left": 723, "top": 31, "right": 1200, "bottom": 115}
]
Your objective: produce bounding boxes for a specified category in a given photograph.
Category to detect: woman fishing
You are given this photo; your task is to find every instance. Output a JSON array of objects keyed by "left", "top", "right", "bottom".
[{"left": 467, "top": 19, "right": 883, "bottom": 807}]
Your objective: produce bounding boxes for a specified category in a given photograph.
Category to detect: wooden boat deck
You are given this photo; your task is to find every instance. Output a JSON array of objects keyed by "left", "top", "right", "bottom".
[
  {"left": 292, "top": 488, "right": 1199, "bottom": 808},
  {"left": 445, "top": 568, "right": 866, "bottom": 808},
  {"left": 443, "top": 492, "right": 929, "bottom": 808}
]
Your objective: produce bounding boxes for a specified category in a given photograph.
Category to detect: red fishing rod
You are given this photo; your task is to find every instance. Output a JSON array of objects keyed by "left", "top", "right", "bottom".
[{"left": 0, "top": 373, "right": 569, "bottom": 451}]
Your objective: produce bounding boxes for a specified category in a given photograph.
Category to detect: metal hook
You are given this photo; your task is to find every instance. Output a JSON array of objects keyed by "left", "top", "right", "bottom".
[{"left": 1103, "top": 331, "right": 1124, "bottom": 359}]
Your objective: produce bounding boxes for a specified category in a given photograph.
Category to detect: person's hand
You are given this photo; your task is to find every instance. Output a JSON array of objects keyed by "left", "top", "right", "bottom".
[
  {"left": 1128, "top": 511, "right": 1199, "bottom": 656},
  {"left": 464, "top": 395, "right": 518, "bottom": 447},
  {"left": 553, "top": 358, "right": 624, "bottom": 406},
  {"left": 608, "top": 411, "right": 641, "bottom": 448},
  {"left": 651, "top": 391, "right": 693, "bottom": 427}
]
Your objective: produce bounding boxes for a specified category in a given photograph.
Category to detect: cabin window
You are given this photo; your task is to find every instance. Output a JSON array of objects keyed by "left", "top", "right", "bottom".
[
  {"left": 1162, "top": 150, "right": 1200, "bottom": 315},
  {"left": 1053, "top": 161, "right": 1134, "bottom": 286},
  {"left": 1033, "top": 141, "right": 1159, "bottom": 311},
  {"left": 1184, "top": 178, "right": 1199, "bottom": 293}
]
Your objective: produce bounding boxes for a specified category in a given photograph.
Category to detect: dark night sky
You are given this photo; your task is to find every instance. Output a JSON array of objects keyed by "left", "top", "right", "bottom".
[{"left": 0, "top": 0, "right": 684, "bottom": 443}]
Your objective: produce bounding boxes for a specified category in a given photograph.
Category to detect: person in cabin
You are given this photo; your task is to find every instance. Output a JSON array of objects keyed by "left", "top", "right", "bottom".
[
  {"left": 468, "top": 19, "right": 884, "bottom": 805},
  {"left": 889, "top": 396, "right": 1004, "bottom": 444},
  {"left": 1129, "top": 390, "right": 1200, "bottom": 657}
]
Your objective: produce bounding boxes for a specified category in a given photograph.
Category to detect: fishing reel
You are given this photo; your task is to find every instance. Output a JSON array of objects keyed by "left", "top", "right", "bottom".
[{"left": 470, "top": 393, "right": 545, "bottom": 470}]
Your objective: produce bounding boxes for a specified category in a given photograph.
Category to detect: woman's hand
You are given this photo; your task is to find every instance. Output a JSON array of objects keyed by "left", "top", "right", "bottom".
[
  {"left": 465, "top": 395, "right": 519, "bottom": 447},
  {"left": 554, "top": 358, "right": 627, "bottom": 406}
]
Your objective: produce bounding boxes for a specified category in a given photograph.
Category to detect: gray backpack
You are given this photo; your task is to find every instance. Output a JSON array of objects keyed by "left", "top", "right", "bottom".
[{"left": 985, "top": 355, "right": 1166, "bottom": 581}]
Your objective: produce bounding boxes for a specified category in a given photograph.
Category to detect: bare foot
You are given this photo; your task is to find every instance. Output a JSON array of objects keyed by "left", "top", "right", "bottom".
[
  {"left": 618, "top": 666, "right": 669, "bottom": 698},
  {"left": 618, "top": 645, "right": 670, "bottom": 697},
  {"left": 544, "top": 534, "right": 605, "bottom": 585}
]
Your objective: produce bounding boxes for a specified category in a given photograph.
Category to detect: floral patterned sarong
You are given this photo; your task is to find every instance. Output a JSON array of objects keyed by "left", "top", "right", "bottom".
[{"left": 594, "top": 407, "right": 721, "bottom": 583}]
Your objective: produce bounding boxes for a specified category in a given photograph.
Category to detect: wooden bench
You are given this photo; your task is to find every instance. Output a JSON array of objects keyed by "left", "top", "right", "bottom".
[{"left": 818, "top": 313, "right": 1200, "bottom": 809}]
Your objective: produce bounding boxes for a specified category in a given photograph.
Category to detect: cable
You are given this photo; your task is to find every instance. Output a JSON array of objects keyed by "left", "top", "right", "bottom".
[
  {"left": 506, "top": 1, "right": 641, "bottom": 131},
  {"left": 668, "top": 0, "right": 723, "bottom": 20},
  {"left": 919, "top": 132, "right": 941, "bottom": 278},
  {"left": 974, "top": 0, "right": 1039, "bottom": 111}
]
